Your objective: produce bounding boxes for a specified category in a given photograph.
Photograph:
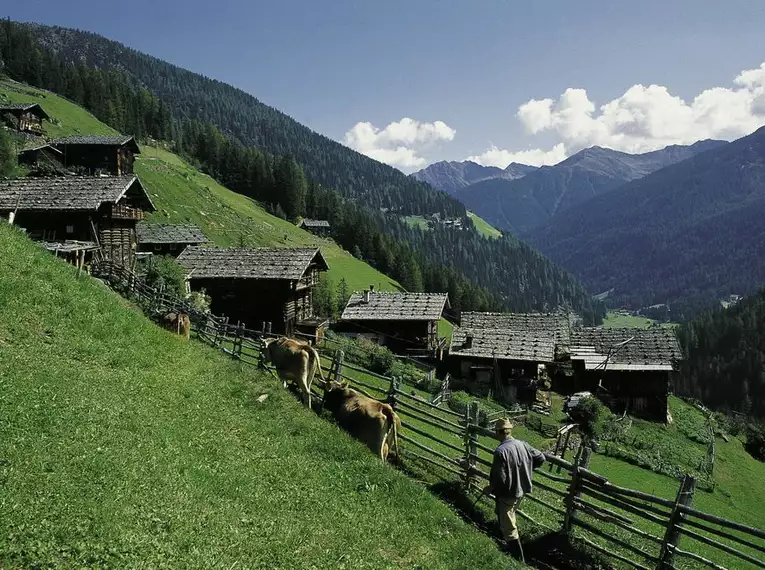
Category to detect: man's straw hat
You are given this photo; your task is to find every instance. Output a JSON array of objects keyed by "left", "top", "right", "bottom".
[{"left": 494, "top": 418, "right": 515, "bottom": 433}]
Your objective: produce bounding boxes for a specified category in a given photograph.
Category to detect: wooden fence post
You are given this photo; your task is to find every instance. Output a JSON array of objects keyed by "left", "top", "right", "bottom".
[
  {"left": 387, "top": 375, "right": 400, "bottom": 412},
  {"left": 234, "top": 321, "right": 242, "bottom": 359},
  {"left": 657, "top": 474, "right": 697, "bottom": 570},
  {"left": 563, "top": 445, "right": 592, "bottom": 534},
  {"left": 462, "top": 401, "right": 479, "bottom": 491}
]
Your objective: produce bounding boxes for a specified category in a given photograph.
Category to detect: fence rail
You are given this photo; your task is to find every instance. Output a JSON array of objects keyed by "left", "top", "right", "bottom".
[{"left": 95, "top": 260, "right": 765, "bottom": 570}]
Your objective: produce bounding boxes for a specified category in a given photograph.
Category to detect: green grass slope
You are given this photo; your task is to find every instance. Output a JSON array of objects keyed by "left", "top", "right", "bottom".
[
  {"left": 0, "top": 223, "right": 515, "bottom": 569},
  {"left": 0, "top": 78, "right": 116, "bottom": 140},
  {"left": 468, "top": 212, "right": 502, "bottom": 239},
  {"left": 0, "top": 79, "right": 400, "bottom": 296},
  {"left": 135, "top": 146, "right": 400, "bottom": 294}
]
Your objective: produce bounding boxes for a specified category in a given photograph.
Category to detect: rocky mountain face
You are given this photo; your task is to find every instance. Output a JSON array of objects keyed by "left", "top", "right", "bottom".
[{"left": 411, "top": 160, "right": 537, "bottom": 195}]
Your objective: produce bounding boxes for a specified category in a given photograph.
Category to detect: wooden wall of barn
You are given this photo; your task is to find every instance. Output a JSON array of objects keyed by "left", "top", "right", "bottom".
[
  {"left": 188, "top": 278, "right": 317, "bottom": 335},
  {"left": 335, "top": 319, "right": 434, "bottom": 352},
  {"left": 99, "top": 219, "right": 136, "bottom": 267},
  {"left": 566, "top": 364, "right": 670, "bottom": 421}
]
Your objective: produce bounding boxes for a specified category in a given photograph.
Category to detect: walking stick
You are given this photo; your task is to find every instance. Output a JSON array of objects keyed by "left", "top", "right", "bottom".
[{"left": 471, "top": 486, "right": 490, "bottom": 509}]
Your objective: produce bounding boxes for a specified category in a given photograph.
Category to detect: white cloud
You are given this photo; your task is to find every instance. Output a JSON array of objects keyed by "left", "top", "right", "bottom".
[
  {"left": 467, "top": 143, "right": 566, "bottom": 168},
  {"left": 343, "top": 117, "right": 456, "bottom": 169},
  {"left": 469, "top": 61, "right": 765, "bottom": 168}
]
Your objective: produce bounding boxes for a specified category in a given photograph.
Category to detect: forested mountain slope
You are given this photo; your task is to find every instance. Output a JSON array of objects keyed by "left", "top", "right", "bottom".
[
  {"left": 677, "top": 287, "right": 765, "bottom": 418},
  {"left": 1, "top": 20, "right": 604, "bottom": 321},
  {"left": 24, "top": 23, "right": 462, "bottom": 217},
  {"left": 411, "top": 160, "right": 536, "bottom": 195},
  {"left": 526, "top": 125, "right": 765, "bottom": 316},
  {"left": 456, "top": 140, "right": 726, "bottom": 234}
]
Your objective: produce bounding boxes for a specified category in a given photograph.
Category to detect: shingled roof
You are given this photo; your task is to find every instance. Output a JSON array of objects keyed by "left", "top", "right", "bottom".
[
  {"left": 0, "top": 102, "right": 49, "bottom": 119},
  {"left": 50, "top": 135, "right": 140, "bottom": 154},
  {"left": 136, "top": 223, "right": 210, "bottom": 245},
  {"left": 177, "top": 246, "right": 329, "bottom": 280},
  {"left": 569, "top": 327, "right": 682, "bottom": 371},
  {"left": 341, "top": 292, "right": 449, "bottom": 322},
  {"left": 299, "top": 218, "right": 330, "bottom": 228},
  {"left": 0, "top": 175, "right": 155, "bottom": 212},
  {"left": 459, "top": 311, "right": 574, "bottom": 358},
  {"left": 450, "top": 326, "right": 556, "bottom": 362}
]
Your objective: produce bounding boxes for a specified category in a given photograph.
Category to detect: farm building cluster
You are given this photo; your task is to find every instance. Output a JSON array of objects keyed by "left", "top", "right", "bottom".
[{"left": 2, "top": 100, "right": 683, "bottom": 423}]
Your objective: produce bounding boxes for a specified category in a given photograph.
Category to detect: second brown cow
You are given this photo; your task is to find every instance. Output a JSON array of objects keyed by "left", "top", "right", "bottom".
[
  {"left": 160, "top": 311, "right": 191, "bottom": 340},
  {"left": 321, "top": 380, "right": 401, "bottom": 461}
]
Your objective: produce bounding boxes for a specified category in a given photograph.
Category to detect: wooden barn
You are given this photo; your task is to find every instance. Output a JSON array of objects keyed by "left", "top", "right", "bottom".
[
  {"left": 298, "top": 218, "right": 331, "bottom": 237},
  {"left": 50, "top": 135, "right": 141, "bottom": 175},
  {"left": 136, "top": 222, "right": 210, "bottom": 258},
  {"left": 448, "top": 311, "right": 573, "bottom": 404},
  {"left": 567, "top": 327, "right": 682, "bottom": 422},
  {"left": 176, "top": 246, "right": 329, "bottom": 336},
  {"left": 0, "top": 175, "right": 155, "bottom": 267},
  {"left": 338, "top": 288, "right": 449, "bottom": 355},
  {"left": 18, "top": 144, "right": 65, "bottom": 172},
  {"left": 0, "top": 102, "right": 49, "bottom": 134}
]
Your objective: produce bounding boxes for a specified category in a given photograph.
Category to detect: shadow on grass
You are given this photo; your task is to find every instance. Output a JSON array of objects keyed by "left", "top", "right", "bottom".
[{"left": 414, "top": 480, "right": 612, "bottom": 570}]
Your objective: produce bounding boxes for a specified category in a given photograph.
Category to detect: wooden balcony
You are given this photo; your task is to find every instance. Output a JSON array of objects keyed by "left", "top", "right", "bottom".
[{"left": 110, "top": 203, "right": 146, "bottom": 220}]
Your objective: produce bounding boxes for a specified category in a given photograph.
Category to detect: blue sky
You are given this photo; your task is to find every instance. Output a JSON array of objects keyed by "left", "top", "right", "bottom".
[{"left": 5, "top": 0, "right": 765, "bottom": 171}]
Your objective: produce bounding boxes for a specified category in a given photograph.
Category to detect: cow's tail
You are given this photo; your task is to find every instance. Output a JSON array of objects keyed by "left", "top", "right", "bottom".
[
  {"left": 382, "top": 404, "right": 400, "bottom": 461},
  {"left": 308, "top": 346, "right": 325, "bottom": 387}
]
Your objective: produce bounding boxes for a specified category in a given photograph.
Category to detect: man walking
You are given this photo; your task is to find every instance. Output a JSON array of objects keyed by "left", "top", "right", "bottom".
[{"left": 483, "top": 418, "right": 546, "bottom": 561}]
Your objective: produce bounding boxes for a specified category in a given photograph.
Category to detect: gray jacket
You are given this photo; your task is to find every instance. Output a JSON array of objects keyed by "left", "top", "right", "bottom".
[{"left": 490, "top": 437, "right": 546, "bottom": 499}]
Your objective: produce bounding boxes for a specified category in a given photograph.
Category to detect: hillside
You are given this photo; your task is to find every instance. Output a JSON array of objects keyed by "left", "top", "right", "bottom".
[
  {"left": 0, "top": 223, "right": 514, "bottom": 569},
  {"left": 677, "top": 286, "right": 765, "bottom": 417},
  {"left": 526, "top": 125, "right": 765, "bottom": 315},
  {"left": 0, "top": 79, "right": 400, "bottom": 296},
  {"left": 455, "top": 140, "right": 726, "bottom": 234},
  {"left": 411, "top": 160, "right": 536, "bottom": 195},
  {"left": 2, "top": 20, "right": 606, "bottom": 321}
]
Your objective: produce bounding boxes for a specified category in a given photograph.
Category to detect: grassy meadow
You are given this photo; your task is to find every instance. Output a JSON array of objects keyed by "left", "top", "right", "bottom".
[
  {"left": 467, "top": 212, "right": 502, "bottom": 239},
  {"left": 0, "top": 78, "right": 116, "bottom": 141},
  {"left": 0, "top": 222, "right": 518, "bottom": 569}
]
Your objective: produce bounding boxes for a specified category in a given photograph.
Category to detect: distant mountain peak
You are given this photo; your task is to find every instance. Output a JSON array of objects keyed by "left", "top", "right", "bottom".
[
  {"left": 411, "top": 159, "right": 537, "bottom": 195},
  {"left": 454, "top": 139, "right": 729, "bottom": 235}
]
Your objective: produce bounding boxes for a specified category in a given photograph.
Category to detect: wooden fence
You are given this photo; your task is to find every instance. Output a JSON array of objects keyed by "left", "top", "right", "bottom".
[{"left": 96, "top": 261, "right": 765, "bottom": 570}]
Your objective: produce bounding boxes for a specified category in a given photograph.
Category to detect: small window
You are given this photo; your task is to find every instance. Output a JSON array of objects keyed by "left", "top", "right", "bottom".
[{"left": 66, "top": 225, "right": 74, "bottom": 234}]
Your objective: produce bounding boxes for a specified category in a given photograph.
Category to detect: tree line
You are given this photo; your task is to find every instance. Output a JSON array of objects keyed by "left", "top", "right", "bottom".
[{"left": 676, "top": 287, "right": 765, "bottom": 418}]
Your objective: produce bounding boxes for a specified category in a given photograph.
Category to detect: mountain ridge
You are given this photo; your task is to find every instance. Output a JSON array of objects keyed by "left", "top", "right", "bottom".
[
  {"left": 454, "top": 139, "right": 728, "bottom": 234},
  {"left": 411, "top": 159, "right": 537, "bottom": 195},
  {"left": 525, "top": 124, "right": 765, "bottom": 315}
]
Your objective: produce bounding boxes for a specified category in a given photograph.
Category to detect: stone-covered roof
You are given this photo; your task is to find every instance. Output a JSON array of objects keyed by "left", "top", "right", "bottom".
[
  {"left": 136, "top": 223, "right": 209, "bottom": 245},
  {"left": 449, "top": 326, "right": 556, "bottom": 362},
  {"left": 0, "top": 102, "right": 49, "bottom": 119},
  {"left": 18, "top": 143, "right": 62, "bottom": 156},
  {"left": 459, "top": 311, "right": 573, "bottom": 358},
  {"left": 341, "top": 292, "right": 449, "bottom": 322},
  {"left": 569, "top": 327, "right": 682, "bottom": 371},
  {"left": 300, "top": 218, "right": 330, "bottom": 228},
  {"left": 50, "top": 135, "right": 140, "bottom": 154},
  {"left": 177, "top": 246, "right": 329, "bottom": 280},
  {"left": 0, "top": 175, "right": 154, "bottom": 212}
]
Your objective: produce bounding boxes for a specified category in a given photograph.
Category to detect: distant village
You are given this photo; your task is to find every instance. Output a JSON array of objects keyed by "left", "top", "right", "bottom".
[{"left": 2, "top": 100, "right": 683, "bottom": 424}]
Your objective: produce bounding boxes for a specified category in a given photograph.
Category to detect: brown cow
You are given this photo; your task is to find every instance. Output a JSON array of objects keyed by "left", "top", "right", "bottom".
[
  {"left": 160, "top": 311, "right": 191, "bottom": 340},
  {"left": 321, "top": 380, "right": 401, "bottom": 461},
  {"left": 262, "top": 336, "right": 324, "bottom": 408}
]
